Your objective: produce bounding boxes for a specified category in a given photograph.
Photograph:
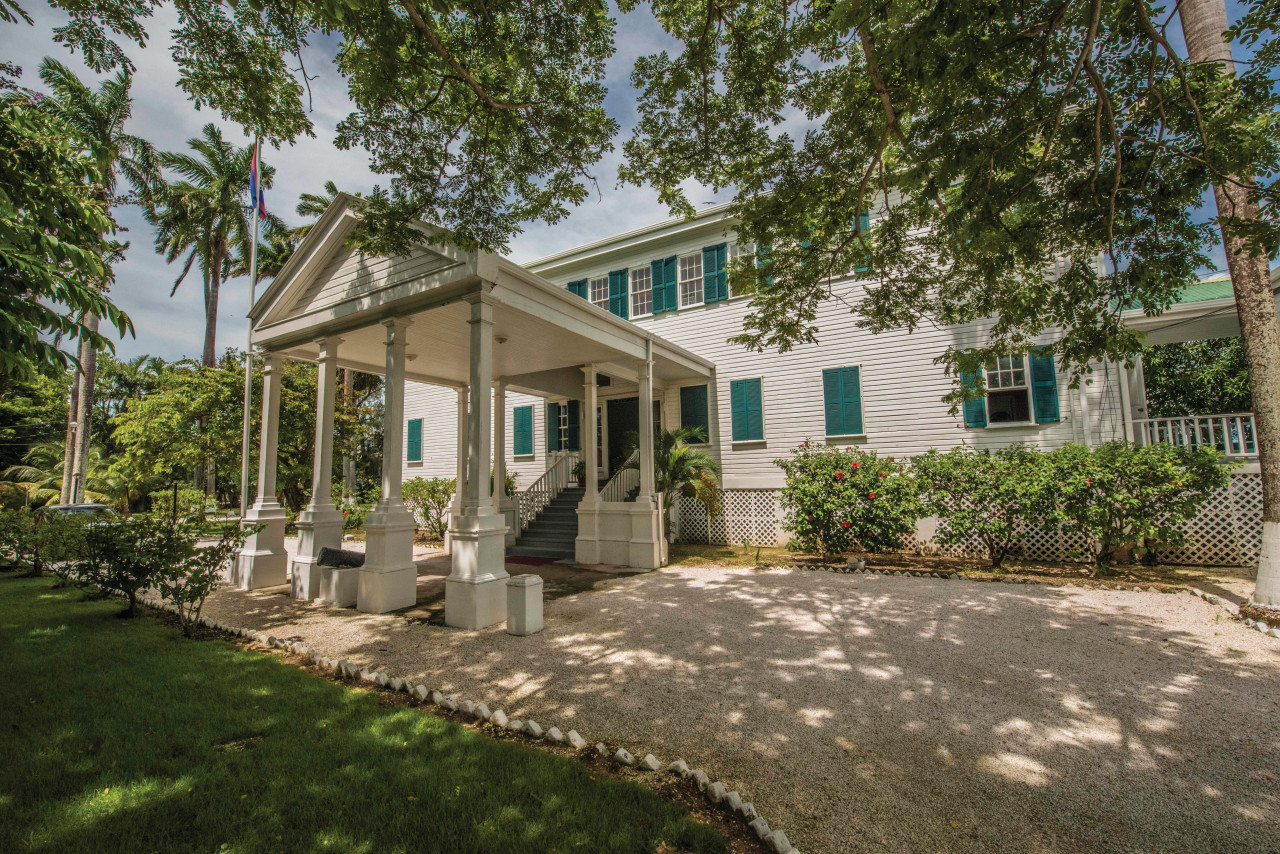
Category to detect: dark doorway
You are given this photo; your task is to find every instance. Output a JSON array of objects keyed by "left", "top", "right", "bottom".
[{"left": 606, "top": 397, "right": 638, "bottom": 472}]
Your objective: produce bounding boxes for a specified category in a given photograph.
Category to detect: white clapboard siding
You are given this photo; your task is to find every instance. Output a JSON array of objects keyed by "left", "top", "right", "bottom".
[{"left": 401, "top": 383, "right": 548, "bottom": 490}]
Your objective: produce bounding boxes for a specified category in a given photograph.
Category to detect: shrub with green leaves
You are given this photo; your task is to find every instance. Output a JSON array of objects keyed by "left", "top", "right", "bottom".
[
  {"left": 777, "top": 443, "right": 922, "bottom": 558},
  {"left": 148, "top": 487, "right": 208, "bottom": 523},
  {"left": 156, "top": 524, "right": 254, "bottom": 637},
  {"left": 402, "top": 477, "right": 456, "bottom": 540},
  {"left": 74, "top": 516, "right": 196, "bottom": 616},
  {"left": 913, "top": 444, "right": 1055, "bottom": 567},
  {"left": 0, "top": 508, "right": 40, "bottom": 575},
  {"left": 1047, "top": 441, "right": 1234, "bottom": 568}
]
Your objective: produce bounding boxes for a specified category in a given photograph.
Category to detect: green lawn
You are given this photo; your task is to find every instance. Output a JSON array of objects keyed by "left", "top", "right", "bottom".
[{"left": 0, "top": 575, "right": 726, "bottom": 853}]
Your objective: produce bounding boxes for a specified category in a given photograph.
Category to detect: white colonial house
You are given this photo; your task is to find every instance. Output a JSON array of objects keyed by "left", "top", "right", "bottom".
[{"left": 233, "top": 193, "right": 1270, "bottom": 629}]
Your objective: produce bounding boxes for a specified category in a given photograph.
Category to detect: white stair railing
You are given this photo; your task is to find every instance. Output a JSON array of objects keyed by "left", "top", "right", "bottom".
[
  {"left": 600, "top": 449, "right": 640, "bottom": 502},
  {"left": 517, "top": 452, "right": 576, "bottom": 532},
  {"left": 1133, "top": 413, "right": 1257, "bottom": 457}
]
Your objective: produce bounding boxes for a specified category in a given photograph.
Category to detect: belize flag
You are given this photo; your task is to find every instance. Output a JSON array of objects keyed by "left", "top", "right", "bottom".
[{"left": 248, "top": 141, "right": 267, "bottom": 220}]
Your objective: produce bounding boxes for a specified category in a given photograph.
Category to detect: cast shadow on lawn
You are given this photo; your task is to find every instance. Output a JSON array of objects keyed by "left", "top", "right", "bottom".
[{"left": 0, "top": 576, "right": 726, "bottom": 854}]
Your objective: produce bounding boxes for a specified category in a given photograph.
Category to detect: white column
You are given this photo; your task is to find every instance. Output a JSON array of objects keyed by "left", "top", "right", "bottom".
[
  {"left": 447, "top": 293, "right": 511, "bottom": 630},
  {"left": 582, "top": 365, "right": 598, "bottom": 501},
  {"left": 445, "top": 387, "right": 467, "bottom": 555},
  {"left": 1116, "top": 359, "right": 1135, "bottom": 442},
  {"left": 494, "top": 380, "right": 518, "bottom": 545},
  {"left": 1078, "top": 369, "right": 1093, "bottom": 447},
  {"left": 231, "top": 352, "right": 289, "bottom": 590},
  {"left": 358, "top": 319, "right": 418, "bottom": 613},
  {"left": 294, "top": 338, "right": 346, "bottom": 602},
  {"left": 637, "top": 356, "right": 655, "bottom": 500}
]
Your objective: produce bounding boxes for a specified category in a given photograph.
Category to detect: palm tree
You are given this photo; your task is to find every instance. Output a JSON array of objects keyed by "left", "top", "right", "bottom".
[
  {"left": 150, "top": 124, "right": 283, "bottom": 367},
  {"left": 291, "top": 180, "right": 357, "bottom": 241},
  {"left": 1, "top": 442, "right": 118, "bottom": 508},
  {"left": 623, "top": 426, "right": 722, "bottom": 541},
  {"left": 225, "top": 226, "right": 296, "bottom": 284},
  {"left": 30, "top": 58, "right": 158, "bottom": 505}
]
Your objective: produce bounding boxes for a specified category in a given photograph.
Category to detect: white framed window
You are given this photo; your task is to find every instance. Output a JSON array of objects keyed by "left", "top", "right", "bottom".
[
  {"left": 630, "top": 266, "right": 652, "bottom": 317},
  {"left": 985, "top": 355, "right": 1031, "bottom": 423},
  {"left": 678, "top": 252, "right": 703, "bottom": 307},
  {"left": 589, "top": 276, "right": 609, "bottom": 310},
  {"left": 728, "top": 241, "right": 756, "bottom": 297},
  {"left": 559, "top": 403, "right": 570, "bottom": 449}
]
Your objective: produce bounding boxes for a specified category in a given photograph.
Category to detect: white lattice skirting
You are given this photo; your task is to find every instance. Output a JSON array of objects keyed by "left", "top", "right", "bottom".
[{"left": 676, "top": 473, "right": 1264, "bottom": 567}]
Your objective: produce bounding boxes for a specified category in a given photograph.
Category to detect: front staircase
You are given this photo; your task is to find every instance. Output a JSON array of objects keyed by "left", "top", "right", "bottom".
[{"left": 508, "top": 486, "right": 585, "bottom": 560}]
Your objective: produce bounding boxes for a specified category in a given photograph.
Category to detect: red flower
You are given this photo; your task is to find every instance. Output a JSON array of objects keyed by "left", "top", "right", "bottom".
[
  {"left": 889, "top": 456, "right": 895, "bottom": 462},
  {"left": 841, "top": 520, "right": 850, "bottom": 529},
  {"left": 836, "top": 471, "right": 844, "bottom": 479},
  {"left": 869, "top": 491, "right": 876, "bottom": 499},
  {"left": 807, "top": 515, "right": 813, "bottom": 522},
  {"left": 878, "top": 471, "right": 886, "bottom": 478},
  {"left": 852, "top": 462, "right": 860, "bottom": 469},
  {"left": 1086, "top": 477, "right": 1092, "bottom": 487}
]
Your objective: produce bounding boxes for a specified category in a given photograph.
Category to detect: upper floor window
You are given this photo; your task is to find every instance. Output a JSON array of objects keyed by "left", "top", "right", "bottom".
[
  {"left": 589, "top": 276, "right": 609, "bottom": 310},
  {"left": 631, "top": 266, "right": 652, "bottom": 318},
  {"left": 728, "top": 241, "right": 755, "bottom": 297},
  {"left": 679, "top": 253, "right": 703, "bottom": 307}
]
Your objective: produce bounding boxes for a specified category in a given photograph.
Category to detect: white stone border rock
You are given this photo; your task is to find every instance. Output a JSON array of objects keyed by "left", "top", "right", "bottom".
[
  {"left": 134, "top": 594, "right": 802, "bottom": 853},
  {"left": 1188, "top": 587, "right": 1280, "bottom": 640}
]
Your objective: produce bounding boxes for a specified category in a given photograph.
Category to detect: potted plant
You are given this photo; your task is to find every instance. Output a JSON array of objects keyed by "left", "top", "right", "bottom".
[{"left": 571, "top": 459, "right": 587, "bottom": 488}]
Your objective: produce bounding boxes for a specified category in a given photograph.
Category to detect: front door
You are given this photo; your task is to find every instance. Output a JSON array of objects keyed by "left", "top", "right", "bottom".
[{"left": 606, "top": 397, "right": 639, "bottom": 473}]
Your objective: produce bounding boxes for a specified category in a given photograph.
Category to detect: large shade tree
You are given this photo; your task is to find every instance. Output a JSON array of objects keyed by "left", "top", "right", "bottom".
[{"left": 622, "top": 0, "right": 1280, "bottom": 606}]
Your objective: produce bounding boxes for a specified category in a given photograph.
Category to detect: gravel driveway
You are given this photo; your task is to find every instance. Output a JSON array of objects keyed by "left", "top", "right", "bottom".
[{"left": 202, "top": 565, "right": 1280, "bottom": 854}]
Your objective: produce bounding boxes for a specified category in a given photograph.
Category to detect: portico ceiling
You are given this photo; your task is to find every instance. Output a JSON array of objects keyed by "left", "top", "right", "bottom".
[{"left": 250, "top": 194, "right": 713, "bottom": 397}]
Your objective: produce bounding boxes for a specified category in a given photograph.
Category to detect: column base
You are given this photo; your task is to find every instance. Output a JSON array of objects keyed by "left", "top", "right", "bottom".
[
  {"left": 627, "top": 496, "right": 663, "bottom": 570},
  {"left": 446, "top": 507, "right": 510, "bottom": 629},
  {"left": 291, "top": 504, "right": 344, "bottom": 601},
  {"left": 446, "top": 575, "right": 508, "bottom": 630},
  {"left": 318, "top": 565, "right": 360, "bottom": 607},
  {"left": 357, "top": 565, "right": 417, "bottom": 613},
  {"left": 498, "top": 499, "right": 518, "bottom": 547},
  {"left": 231, "top": 500, "right": 288, "bottom": 590}
]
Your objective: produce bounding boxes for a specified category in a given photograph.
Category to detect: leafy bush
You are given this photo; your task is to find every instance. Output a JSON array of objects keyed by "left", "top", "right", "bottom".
[
  {"left": 913, "top": 444, "right": 1055, "bottom": 567},
  {"left": 156, "top": 525, "right": 254, "bottom": 636},
  {"left": 0, "top": 508, "right": 39, "bottom": 574},
  {"left": 402, "top": 477, "right": 456, "bottom": 540},
  {"left": 1046, "top": 441, "right": 1234, "bottom": 569},
  {"left": 0, "top": 509, "right": 90, "bottom": 580},
  {"left": 74, "top": 516, "right": 196, "bottom": 617},
  {"left": 149, "top": 487, "right": 208, "bottom": 523},
  {"left": 777, "top": 443, "right": 922, "bottom": 558}
]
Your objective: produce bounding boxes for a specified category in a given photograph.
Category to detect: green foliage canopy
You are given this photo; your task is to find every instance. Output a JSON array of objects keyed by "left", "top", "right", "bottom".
[{"left": 1141, "top": 337, "right": 1253, "bottom": 417}]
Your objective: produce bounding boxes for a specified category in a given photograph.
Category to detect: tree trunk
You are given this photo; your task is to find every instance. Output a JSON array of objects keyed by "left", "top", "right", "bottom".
[
  {"left": 342, "top": 368, "right": 355, "bottom": 501},
  {"left": 70, "top": 313, "right": 99, "bottom": 505},
  {"left": 60, "top": 370, "right": 80, "bottom": 505},
  {"left": 1179, "top": 0, "right": 1280, "bottom": 607}
]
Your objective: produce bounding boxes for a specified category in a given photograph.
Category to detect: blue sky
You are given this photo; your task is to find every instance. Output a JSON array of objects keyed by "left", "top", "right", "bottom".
[{"left": 0, "top": 2, "right": 1247, "bottom": 362}]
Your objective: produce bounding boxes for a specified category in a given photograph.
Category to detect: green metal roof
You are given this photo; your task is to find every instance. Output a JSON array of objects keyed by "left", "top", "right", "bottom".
[{"left": 1172, "top": 275, "right": 1234, "bottom": 305}]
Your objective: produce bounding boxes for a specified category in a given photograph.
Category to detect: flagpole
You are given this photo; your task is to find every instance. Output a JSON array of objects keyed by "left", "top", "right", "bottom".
[{"left": 239, "top": 136, "right": 262, "bottom": 518}]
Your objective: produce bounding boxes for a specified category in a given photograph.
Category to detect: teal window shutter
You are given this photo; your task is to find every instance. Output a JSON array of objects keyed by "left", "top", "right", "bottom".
[
  {"left": 406, "top": 418, "right": 423, "bottom": 462},
  {"left": 1029, "top": 350, "right": 1060, "bottom": 423},
  {"left": 566, "top": 400, "right": 581, "bottom": 451},
  {"left": 823, "top": 367, "right": 863, "bottom": 436},
  {"left": 513, "top": 406, "right": 533, "bottom": 456},
  {"left": 546, "top": 402, "right": 561, "bottom": 451},
  {"left": 703, "top": 243, "right": 728, "bottom": 303},
  {"left": 663, "top": 255, "right": 677, "bottom": 311},
  {"left": 854, "top": 210, "right": 871, "bottom": 273},
  {"left": 730, "top": 379, "right": 763, "bottom": 441},
  {"left": 650, "top": 259, "right": 666, "bottom": 313},
  {"left": 679, "top": 384, "right": 709, "bottom": 442},
  {"left": 567, "top": 279, "right": 587, "bottom": 298},
  {"left": 960, "top": 368, "right": 987, "bottom": 428},
  {"left": 607, "top": 269, "right": 629, "bottom": 319}
]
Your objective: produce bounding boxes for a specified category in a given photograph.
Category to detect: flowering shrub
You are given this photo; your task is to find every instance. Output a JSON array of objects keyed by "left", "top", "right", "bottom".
[
  {"left": 913, "top": 444, "right": 1055, "bottom": 567},
  {"left": 1046, "top": 441, "right": 1233, "bottom": 568},
  {"left": 776, "top": 443, "right": 922, "bottom": 558}
]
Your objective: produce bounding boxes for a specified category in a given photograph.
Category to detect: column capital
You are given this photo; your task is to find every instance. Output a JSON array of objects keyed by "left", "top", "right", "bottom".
[
  {"left": 316, "top": 335, "right": 344, "bottom": 350},
  {"left": 261, "top": 350, "right": 282, "bottom": 372},
  {"left": 382, "top": 317, "right": 412, "bottom": 337}
]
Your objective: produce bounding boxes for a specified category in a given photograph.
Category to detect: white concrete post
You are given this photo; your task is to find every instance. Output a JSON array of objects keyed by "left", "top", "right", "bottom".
[
  {"left": 445, "top": 387, "right": 467, "bottom": 555},
  {"left": 293, "top": 338, "right": 346, "bottom": 602},
  {"left": 1116, "top": 359, "right": 1135, "bottom": 442},
  {"left": 231, "top": 352, "right": 289, "bottom": 590},
  {"left": 358, "top": 319, "right": 418, "bottom": 613},
  {"left": 627, "top": 347, "right": 663, "bottom": 569},
  {"left": 494, "top": 380, "right": 518, "bottom": 544},
  {"left": 446, "top": 293, "right": 510, "bottom": 630}
]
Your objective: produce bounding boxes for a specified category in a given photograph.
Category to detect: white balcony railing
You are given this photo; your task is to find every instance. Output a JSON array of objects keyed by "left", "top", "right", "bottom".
[
  {"left": 516, "top": 451, "right": 577, "bottom": 532},
  {"left": 600, "top": 449, "right": 640, "bottom": 502},
  {"left": 1133, "top": 413, "right": 1257, "bottom": 457}
]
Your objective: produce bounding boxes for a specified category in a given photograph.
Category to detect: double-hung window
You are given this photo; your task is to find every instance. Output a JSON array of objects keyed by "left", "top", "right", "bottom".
[
  {"left": 679, "top": 253, "right": 703, "bottom": 308},
  {"left": 962, "top": 351, "right": 1060, "bottom": 427},
  {"left": 630, "top": 266, "right": 652, "bottom": 318},
  {"left": 822, "top": 367, "right": 864, "bottom": 436},
  {"left": 728, "top": 241, "right": 755, "bottom": 297},
  {"left": 588, "top": 276, "right": 609, "bottom": 311}
]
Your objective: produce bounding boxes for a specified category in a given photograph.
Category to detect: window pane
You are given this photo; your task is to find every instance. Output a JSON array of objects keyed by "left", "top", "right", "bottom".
[
  {"left": 589, "top": 276, "right": 609, "bottom": 308},
  {"left": 630, "top": 266, "right": 652, "bottom": 317},
  {"left": 679, "top": 253, "right": 703, "bottom": 306},
  {"left": 987, "top": 388, "right": 1031, "bottom": 423}
]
